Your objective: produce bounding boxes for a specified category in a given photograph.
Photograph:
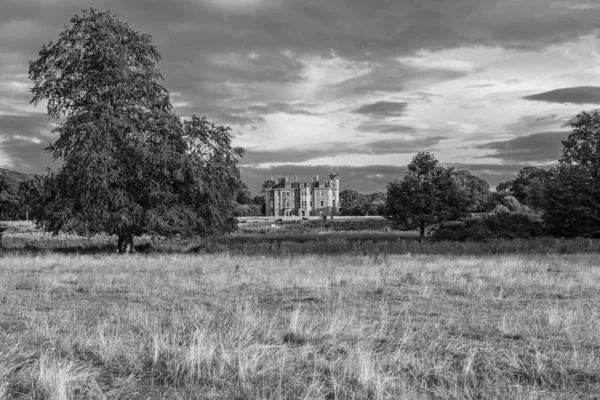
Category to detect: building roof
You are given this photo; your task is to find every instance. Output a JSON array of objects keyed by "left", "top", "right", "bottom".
[{"left": 268, "top": 180, "right": 335, "bottom": 190}]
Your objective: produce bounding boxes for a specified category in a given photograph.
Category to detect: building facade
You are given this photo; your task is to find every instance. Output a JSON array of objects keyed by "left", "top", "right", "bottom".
[{"left": 265, "top": 173, "right": 340, "bottom": 217}]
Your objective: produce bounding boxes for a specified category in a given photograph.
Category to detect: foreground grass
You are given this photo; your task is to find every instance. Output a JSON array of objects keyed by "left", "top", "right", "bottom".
[{"left": 2, "top": 251, "right": 600, "bottom": 399}]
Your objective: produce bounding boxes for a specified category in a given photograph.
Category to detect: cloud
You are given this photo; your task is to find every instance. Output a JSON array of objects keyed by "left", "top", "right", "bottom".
[
  {"left": 561, "top": 109, "right": 600, "bottom": 127},
  {"left": 352, "top": 101, "right": 408, "bottom": 117},
  {"left": 322, "top": 59, "right": 473, "bottom": 97},
  {"left": 0, "top": 112, "right": 59, "bottom": 172},
  {"left": 365, "top": 136, "right": 446, "bottom": 155},
  {"left": 504, "top": 113, "right": 567, "bottom": 133},
  {"left": 522, "top": 86, "right": 600, "bottom": 105},
  {"left": 241, "top": 136, "right": 446, "bottom": 164},
  {"left": 465, "top": 83, "right": 495, "bottom": 89},
  {"left": 0, "top": 113, "right": 54, "bottom": 135},
  {"left": 355, "top": 122, "right": 416, "bottom": 134},
  {"left": 247, "top": 102, "right": 316, "bottom": 116},
  {"left": 240, "top": 164, "right": 408, "bottom": 194},
  {"left": 3, "top": 0, "right": 600, "bottom": 174},
  {"left": 0, "top": 134, "right": 59, "bottom": 173},
  {"left": 476, "top": 131, "right": 568, "bottom": 163}
]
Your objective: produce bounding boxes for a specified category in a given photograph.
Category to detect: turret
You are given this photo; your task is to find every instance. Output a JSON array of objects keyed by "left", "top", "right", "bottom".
[{"left": 329, "top": 172, "right": 340, "bottom": 213}]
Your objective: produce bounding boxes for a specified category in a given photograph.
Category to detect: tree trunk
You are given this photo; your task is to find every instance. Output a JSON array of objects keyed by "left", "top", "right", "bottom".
[
  {"left": 419, "top": 220, "right": 425, "bottom": 242},
  {"left": 0, "top": 225, "right": 6, "bottom": 250},
  {"left": 117, "top": 232, "right": 135, "bottom": 254}
]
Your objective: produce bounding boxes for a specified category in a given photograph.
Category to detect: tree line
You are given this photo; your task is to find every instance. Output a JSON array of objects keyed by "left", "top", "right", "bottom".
[{"left": 383, "top": 109, "right": 600, "bottom": 240}]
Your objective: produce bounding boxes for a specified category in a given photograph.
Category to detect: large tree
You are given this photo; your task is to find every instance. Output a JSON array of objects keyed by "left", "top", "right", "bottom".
[
  {"left": 544, "top": 110, "right": 600, "bottom": 237},
  {"left": 385, "top": 152, "right": 468, "bottom": 240},
  {"left": 29, "top": 9, "right": 243, "bottom": 252}
]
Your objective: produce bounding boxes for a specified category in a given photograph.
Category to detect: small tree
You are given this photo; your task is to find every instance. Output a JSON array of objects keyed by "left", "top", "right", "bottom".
[
  {"left": 385, "top": 152, "right": 468, "bottom": 240},
  {"left": 29, "top": 9, "right": 243, "bottom": 252},
  {"left": 339, "top": 189, "right": 363, "bottom": 215}
]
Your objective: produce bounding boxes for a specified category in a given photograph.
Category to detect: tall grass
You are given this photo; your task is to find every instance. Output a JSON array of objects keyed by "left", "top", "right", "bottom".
[
  {"left": 3, "top": 221, "right": 600, "bottom": 257},
  {"left": 2, "top": 252, "right": 600, "bottom": 398}
]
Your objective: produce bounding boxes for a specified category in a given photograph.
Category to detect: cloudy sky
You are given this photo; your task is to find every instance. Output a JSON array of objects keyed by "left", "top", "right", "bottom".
[{"left": 2, "top": 0, "right": 600, "bottom": 193}]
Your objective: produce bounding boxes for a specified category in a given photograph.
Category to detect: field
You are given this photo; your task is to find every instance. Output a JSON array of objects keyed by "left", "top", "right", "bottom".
[{"left": 2, "top": 220, "right": 600, "bottom": 399}]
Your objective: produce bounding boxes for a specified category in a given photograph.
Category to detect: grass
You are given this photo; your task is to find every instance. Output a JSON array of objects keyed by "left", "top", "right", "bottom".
[{"left": 2, "top": 222, "right": 600, "bottom": 398}]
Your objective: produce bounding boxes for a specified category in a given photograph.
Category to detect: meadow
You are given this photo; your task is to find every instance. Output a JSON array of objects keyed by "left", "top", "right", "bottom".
[{"left": 1, "top": 220, "right": 600, "bottom": 399}]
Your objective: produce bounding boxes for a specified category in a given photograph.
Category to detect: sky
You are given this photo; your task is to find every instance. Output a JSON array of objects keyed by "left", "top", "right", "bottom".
[{"left": 2, "top": 0, "right": 600, "bottom": 194}]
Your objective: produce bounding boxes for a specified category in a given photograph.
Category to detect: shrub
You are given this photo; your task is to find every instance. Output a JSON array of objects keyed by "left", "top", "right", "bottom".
[
  {"left": 501, "top": 196, "right": 521, "bottom": 212},
  {"left": 492, "top": 204, "right": 510, "bottom": 214},
  {"left": 432, "top": 212, "right": 546, "bottom": 242}
]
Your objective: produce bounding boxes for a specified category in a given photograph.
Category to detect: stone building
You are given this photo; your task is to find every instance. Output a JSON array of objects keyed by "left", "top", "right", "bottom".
[{"left": 265, "top": 173, "right": 340, "bottom": 217}]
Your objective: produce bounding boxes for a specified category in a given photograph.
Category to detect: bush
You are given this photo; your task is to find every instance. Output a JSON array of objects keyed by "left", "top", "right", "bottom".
[
  {"left": 432, "top": 222, "right": 490, "bottom": 242},
  {"left": 432, "top": 212, "right": 546, "bottom": 242},
  {"left": 493, "top": 204, "right": 510, "bottom": 214},
  {"left": 501, "top": 196, "right": 521, "bottom": 212}
]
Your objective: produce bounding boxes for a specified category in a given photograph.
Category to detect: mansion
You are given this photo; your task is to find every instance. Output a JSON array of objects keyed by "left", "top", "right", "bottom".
[{"left": 265, "top": 173, "right": 340, "bottom": 217}]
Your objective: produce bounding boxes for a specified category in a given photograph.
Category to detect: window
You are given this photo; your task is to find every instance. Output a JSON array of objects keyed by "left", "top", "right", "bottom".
[
  {"left": 301, "top": 200, "right": 306, "bottom": 207},
  {"left": 285, "top": 192, "right": 290, "bottom": 197},
  {"left": 332, "top": 183, "right": 336, "bottom": 189},
  {"left": 286, "top": 201, "right": 290, "bottom": 207},
  {"left": 333, "top": 200, "right": 336, "bottom": 207},
  {"left": 301, "top": 190, "right": 306, "bottom": 196},
  {"left": 320, "top": 200, "right": 324, "bottom": 207},
  {"left": 310, "top": 200, "right": 313, "bottom": 207}
]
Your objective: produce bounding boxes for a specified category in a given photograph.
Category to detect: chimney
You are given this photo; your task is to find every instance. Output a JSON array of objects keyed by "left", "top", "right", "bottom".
[
  {"left": 316, "top": 174, "right": 319, "bottom": 181},
  {"left": 294, "top": 175, "right": 298, "bottom": 182}
]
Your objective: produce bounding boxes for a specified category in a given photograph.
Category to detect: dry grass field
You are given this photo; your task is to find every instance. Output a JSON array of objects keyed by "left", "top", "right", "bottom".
[{"left": 2, "top": 221, "right": 600, "bottom": 399}]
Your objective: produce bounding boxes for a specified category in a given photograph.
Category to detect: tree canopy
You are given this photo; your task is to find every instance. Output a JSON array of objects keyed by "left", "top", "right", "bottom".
[
  {"left": 452, "top": 170, "right": 494, "bottom": 212},
  {"left": 29, "top": 9, "right": 244, "bottom": 252},
  {"left": 544, "top": 110, "right": 600, "bottom": 237},
  {"left": 338, "top": 189, "right": 380, "bottom": 216},
  {"left": 384, "top": 152, "right": 468, "bottom": 240}
]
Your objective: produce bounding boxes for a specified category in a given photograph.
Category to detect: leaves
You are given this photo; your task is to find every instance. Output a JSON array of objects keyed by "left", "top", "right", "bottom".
[
  {"left": 30, "top": 9, "right": 243, "bottom": 242},
  {"left": 384, "top": 152, "right": 469, "bottom": 239},
  {"left": 544, "top": 110, "right": 600, "bottom": 237}
]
